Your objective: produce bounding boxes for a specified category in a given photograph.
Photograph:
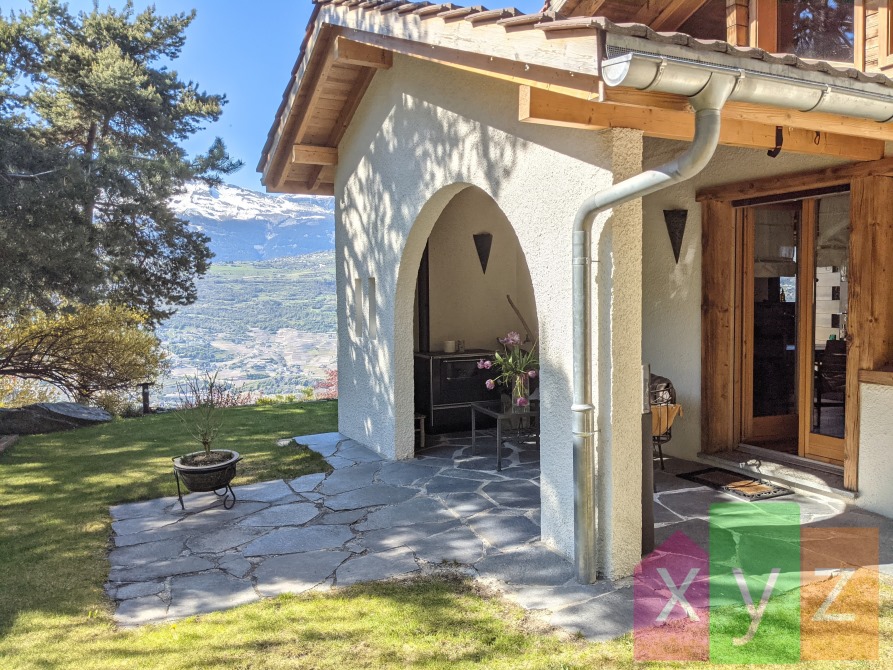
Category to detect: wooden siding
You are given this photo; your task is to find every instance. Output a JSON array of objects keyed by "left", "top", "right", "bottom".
[
  {"left": 701, "top": 200, "right": 739, "bottom": 453},
  {"left": 845, "top": 175, "right": 893, "bottom": 489}
]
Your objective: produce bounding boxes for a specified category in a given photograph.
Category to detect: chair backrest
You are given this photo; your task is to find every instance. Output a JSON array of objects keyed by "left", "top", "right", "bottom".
[{"left": 819, "top": 340, "right": 847, "bottom": 392}]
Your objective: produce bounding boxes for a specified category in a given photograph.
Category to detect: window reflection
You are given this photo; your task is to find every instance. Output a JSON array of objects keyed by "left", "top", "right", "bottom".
[
  {"left": 811, "top": 194, "right": 849, "bottom": 440},
  {"left": 777, "top": 0, "right": 854, "bottom": 62}
]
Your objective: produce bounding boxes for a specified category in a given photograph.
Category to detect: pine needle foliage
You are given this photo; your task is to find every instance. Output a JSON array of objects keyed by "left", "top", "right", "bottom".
[{"left": 0, "top": 0, "right": 242, "bottom": 322}]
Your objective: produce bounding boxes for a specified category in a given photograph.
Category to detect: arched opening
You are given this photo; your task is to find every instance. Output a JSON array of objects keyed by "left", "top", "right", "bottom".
[{"left": 404, "top": 185, "right": 540, "bottom": 470}]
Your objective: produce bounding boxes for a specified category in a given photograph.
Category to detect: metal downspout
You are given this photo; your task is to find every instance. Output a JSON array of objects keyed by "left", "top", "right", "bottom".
[{"left": 572, "top": 72, "right": 737, "bottom": 583}]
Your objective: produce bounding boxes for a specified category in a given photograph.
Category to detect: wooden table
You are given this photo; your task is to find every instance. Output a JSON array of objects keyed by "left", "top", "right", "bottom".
[{"left": 470, "top": 399, "right": 540, "bottom": 471}]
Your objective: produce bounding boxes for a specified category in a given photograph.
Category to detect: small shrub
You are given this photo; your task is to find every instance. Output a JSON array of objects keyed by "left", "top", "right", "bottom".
[
  {"left": 177, "top": 372, "right": 248, "bottom": 457},
  {"left": 313, "top": 369, "right": 338, "bottom": 400},
  {"left": 92, "top": 390, "right": 142, "bottom": 418},
  {"left": 256, "top": 393, "right": 300, "bottom": 406}
]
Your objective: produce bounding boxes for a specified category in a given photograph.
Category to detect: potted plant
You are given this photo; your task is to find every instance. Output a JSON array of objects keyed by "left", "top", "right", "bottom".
[
  {"left": 478, "top": 331, "right": 539, "bottom": 413},
  {"left": 172, "top": 372, "right": 243, "bottom": 509}
]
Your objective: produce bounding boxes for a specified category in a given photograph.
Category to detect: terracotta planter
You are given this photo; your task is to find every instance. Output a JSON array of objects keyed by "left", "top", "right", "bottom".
[{"left": 172, "top": 450, "right": 241, "bottom": 509}]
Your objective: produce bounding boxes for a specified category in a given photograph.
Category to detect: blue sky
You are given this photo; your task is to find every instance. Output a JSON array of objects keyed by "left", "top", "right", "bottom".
[{"left": 4, "top": 0, "right": 543, "bottom": 192}]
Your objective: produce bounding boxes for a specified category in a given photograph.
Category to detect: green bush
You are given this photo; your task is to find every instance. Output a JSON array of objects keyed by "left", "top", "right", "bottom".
[{"left": 92, "top": 391, "right": 142, "bottom": 418}]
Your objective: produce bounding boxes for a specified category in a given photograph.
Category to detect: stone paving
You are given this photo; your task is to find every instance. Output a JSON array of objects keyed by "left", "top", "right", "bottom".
[{"left": 107, "top": 431, "right": 893, "bottom": 641}]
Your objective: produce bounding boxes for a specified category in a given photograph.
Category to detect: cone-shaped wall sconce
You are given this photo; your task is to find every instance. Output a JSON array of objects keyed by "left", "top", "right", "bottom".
[
  {"left": 663, "top": 210, "right": 688, "bottom": 264},
  {"left": 473, "top": 232, "right": 493, "bottom": 273}
]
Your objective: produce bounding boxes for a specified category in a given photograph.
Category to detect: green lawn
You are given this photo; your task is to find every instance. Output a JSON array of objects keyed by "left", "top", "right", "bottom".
[{"left": 0, "top": 401, "right": 891, "bottom": 669}]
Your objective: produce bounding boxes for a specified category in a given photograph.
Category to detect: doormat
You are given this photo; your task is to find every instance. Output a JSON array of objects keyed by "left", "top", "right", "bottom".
[{"left": 677, "top": 467, "right": 793, "bottom": 501}]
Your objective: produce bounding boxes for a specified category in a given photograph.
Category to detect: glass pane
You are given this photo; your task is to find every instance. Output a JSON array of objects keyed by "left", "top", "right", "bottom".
[
  {"left": 752, "top": 206, "right": 799, "bottom": 419},
  {"left": 777, "top": 1, "right": 854, "bottom": 62},
  {"left": 811, "top": 193, "right": 849, "bottom": 439}
]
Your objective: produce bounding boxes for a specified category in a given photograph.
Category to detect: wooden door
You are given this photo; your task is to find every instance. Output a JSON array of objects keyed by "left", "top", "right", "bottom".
[
  {"left": 741, "top": 203, "right": 801, "bottom": 452},
  {"left": 797, "top": 195, "right": 848, "bottom": 466},
  {"left": 740, "top": 196, "right": 847, "bottom": 465}
]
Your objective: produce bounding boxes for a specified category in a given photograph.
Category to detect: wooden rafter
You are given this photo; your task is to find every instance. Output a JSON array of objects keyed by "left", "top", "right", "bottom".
[
  {"left": 292, "top": 145, "right": 338, "bottom": 165},
  {"left": 267, "top": 33, "right": 391, "bottom": 193},
  {"left": 520, "top": 86, "right": 886, "bottom": 162},
  {"left": 333, "top": 37, "right": 393, "bottom": 69},
  {"left": 634, "top": 0, "right": 711, "bottom": 31},
  {"left": 597, "top": 86, "right": 893, "bottom": 143},
  {"left": 552, "top": 0, "right": 607, "bottom": 18}
]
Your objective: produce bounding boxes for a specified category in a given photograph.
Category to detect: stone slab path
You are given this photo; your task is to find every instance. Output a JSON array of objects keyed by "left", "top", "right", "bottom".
[{"left": 108, "top": 432, "right": 893, "bottom": 642}]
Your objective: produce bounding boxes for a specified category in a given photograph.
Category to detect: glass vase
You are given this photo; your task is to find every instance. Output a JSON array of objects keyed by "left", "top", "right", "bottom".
[{"left": 511, "top": 373, "right": 530, "bottom": 414}]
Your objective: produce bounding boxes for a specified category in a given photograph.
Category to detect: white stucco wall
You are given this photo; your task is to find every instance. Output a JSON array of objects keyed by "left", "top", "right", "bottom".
[
  {"left": 640, "top": 141, "right": 847, "bottom": 462},
  {"left": 857, "top": 383, "right": 893, "bottom": 515},
  {"left": 334, "top": 53, "right": 645, "bottom": 567},
  {"left": 426, "top": 187, "right": 537, "bottom": 351}
]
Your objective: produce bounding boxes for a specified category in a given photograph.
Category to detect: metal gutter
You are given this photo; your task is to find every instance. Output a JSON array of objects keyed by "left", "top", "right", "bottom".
[
  {"left": 602, "top": 52, "right": 893, "bottom": 121},
  {"left": 572, "top": 51, "right": 893, "bottom": 583}
]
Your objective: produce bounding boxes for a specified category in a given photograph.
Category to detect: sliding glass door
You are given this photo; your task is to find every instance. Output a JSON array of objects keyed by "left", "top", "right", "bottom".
[{"left": 740, "top": 193, "right": 848, "bottom": 466}]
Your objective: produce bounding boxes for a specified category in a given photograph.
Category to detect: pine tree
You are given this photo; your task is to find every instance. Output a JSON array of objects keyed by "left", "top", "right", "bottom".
[{"left": 0, "top": 0, "right": 242, "bottom": 322}]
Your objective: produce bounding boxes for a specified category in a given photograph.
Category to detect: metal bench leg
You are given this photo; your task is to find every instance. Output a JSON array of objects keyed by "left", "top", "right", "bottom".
[
  {"left": 471, "top": 407, "right": 476, "bottom": 455},
  {"left": 496, "top": 418, "right": 503, "bottom": 471}
]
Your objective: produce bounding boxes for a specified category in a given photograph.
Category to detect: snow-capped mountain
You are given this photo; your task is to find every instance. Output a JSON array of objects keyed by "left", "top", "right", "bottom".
[{"left": 170, "top": 182, "right": 335, "bottom": 262}]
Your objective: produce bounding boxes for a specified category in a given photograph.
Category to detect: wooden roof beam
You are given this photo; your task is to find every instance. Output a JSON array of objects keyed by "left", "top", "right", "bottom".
[
  {"left": 333, "top": 36, "right": 393, "bottom": 68},
  {"left": 696, "top": 157, "right": 893, "bottom": 201},
  {"left": 643, "top": 0, "right": 712, "bottom": 33},
  {"left": 598, "top": 86, "right": 893, "bottom": 143},
  {"left": 519, "top": 85, "right": 885, "bottom": 163},
  {"left": 292, "top": 144, "right": 339, "bottom": 165},
  {"left": 550, "top": 0, "right": 604, "bottom": 18}
]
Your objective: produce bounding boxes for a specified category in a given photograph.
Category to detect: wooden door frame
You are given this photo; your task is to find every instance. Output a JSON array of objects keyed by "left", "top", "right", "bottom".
[
  {"left": 701, "top": 159, "right": 893, "bottom": 493},
  {"left": 739, "top": 196, "right": 846, "bottom": 463},
  {"left": 797, "top": 197, "right": 847, "bottom": 465},
  {"left": 739, "top": 200, "right": 811, "bottom": 448}
]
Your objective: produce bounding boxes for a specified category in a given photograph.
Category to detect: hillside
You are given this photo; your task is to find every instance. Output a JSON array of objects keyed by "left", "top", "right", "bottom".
[{"left": 156, "top": 252, "right": 337, "bottom": 403}]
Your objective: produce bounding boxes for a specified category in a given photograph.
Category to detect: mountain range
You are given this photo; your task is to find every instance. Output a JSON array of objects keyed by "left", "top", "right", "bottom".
[
  {"left": 170, "top": 182, "right": 335, "bottom": 262},
  {"left": 155, "top": 183, "right": 337, "bottom": 403}
]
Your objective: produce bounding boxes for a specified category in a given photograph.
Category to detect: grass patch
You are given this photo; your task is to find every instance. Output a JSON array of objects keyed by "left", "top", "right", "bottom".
[
  {"left": 0, "top": 401, "right": 334, "bottom": 668},
  {"left": 0, "top": 399, "right": 891, "bottom": 669}
]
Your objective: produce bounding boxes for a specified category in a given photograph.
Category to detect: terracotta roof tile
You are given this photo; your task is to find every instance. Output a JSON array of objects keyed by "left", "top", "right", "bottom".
[
  {"left": 497, "top": 12, "right": 548, "bottom": 28},
  {"left": 416, "top": 3, "right": 459, "bottom": 16},
  {"left": 465, "top": 8, "right": 521, "bottom": 24},
  {"left": 439, "top": 5, "right": 486, "bottom": 20},
  {"left": 397, "top": 2, "right": 430, "bottom": 14},
  {"left": 377, "top": 1, "right": 407, "bottom": 13}
]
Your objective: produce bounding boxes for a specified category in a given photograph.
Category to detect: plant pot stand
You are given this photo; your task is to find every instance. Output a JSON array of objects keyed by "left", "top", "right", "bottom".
[{"left": 172, "top": 450, "right": 242, "bottom": 510}]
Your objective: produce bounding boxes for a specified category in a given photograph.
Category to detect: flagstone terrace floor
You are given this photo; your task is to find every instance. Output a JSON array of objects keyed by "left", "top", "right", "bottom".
[{"left": 107, "top": 432, "right": 893, "bottom": 640}]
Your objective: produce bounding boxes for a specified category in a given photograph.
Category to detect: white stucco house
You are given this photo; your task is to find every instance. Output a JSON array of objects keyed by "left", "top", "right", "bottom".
[{"left": 259, "top": 0, "right": 893, "bottom": 581}]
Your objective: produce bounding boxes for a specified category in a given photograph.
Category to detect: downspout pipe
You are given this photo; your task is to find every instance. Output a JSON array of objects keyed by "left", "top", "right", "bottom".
[{"left": 572, "top": 66, "right": 738, "bottom": 584}]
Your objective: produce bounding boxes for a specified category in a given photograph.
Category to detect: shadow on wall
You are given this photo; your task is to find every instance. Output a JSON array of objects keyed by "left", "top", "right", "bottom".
[{"left": 336, "top": 75, "right": 537, "bottom": 452}]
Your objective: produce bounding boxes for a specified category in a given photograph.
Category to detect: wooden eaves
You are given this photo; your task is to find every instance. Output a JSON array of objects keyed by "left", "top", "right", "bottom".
[{"left": 260, "top": 1, "right": 893, "bottom": 196}]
